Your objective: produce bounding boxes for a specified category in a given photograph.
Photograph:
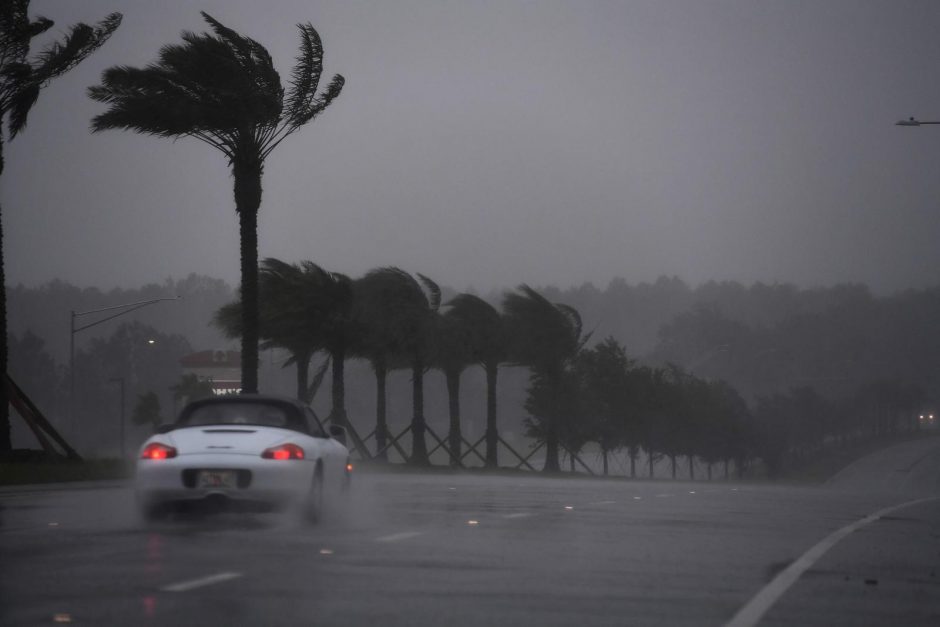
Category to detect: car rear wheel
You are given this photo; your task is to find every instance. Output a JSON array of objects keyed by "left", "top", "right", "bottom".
[{"left": 303, "top": 466, "right": 324, "bottom": 524}]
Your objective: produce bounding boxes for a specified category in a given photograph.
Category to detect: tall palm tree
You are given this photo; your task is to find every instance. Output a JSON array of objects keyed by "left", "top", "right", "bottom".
[
  {"left": 214, "top": 258, "right": 351, "bottom": 404},
  {"left": 503, "top": 285, "right": 587, "bottom": 472},
  {"left": 433, "top": 306, "right": 476, "bottom": 467},
  {"left": 444, "top": 294, "right": 507, "bottom": 467},
  {"left": 89, "top": 12, "right": 343, "bottom": 395},
  {"left": 352, "top": 268, "right": 412, "bottom": 461},
  {"left": 352, "top": 268, "right": 439, "bottom": 465},
  {"left": 0, "top": 2, "right": 121, "bottom": 452},
  {"left": 401, "top": 273, "right": 440, "bottom": 466}
]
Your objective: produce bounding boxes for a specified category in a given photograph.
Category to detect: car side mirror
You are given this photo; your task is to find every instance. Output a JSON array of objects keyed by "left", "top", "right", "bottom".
[
  {"left": 328, "top": 424, "right": 347, "bottom": 446},
  {"left": 154, "top": 424, "right": 175, "bottom": 434}
]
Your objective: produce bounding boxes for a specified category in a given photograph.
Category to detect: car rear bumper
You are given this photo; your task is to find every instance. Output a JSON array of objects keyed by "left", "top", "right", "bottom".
[{"left": 136, "top": 452, "right": 314, "bottom": 508}]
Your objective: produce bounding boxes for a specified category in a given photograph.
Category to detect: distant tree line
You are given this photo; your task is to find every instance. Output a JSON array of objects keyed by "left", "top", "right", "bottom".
[
  {"left": 208, "top": 258, "right": 933, "bottom": 476},
  {"left": 6, "top": 268, "right": 934, "bottom": 474}
]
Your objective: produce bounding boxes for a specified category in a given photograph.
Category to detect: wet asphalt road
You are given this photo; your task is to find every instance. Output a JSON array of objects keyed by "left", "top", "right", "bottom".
[{"left": 1, "top": 438, "right": 939, "bottom": 627}]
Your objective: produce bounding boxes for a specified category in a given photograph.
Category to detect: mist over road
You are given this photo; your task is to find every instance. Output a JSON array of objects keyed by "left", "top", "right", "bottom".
[{"left": 2, "top": 438, "right": 939, "bottom": 626}]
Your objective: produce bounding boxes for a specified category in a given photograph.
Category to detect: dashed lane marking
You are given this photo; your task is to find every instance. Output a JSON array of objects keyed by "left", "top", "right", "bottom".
[
  {"left": 503, "top": 513, "right": 534, "bottom": 519},
  {"left": 375, "top": 531, "right": 424, "bottom": 543},
  {"left": 161, "top": 572, "right": 243, "bottom": 593}
]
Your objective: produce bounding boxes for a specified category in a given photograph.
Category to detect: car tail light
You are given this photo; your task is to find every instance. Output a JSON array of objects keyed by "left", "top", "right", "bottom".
[
  {"left": 141, "top": 442, "right": 177, "bottom": 460},
  {"left": 346, "top": 462, "right": 354, "bottom": 473},
  {"left": 261, "top": 443, "right": 305, "bottom": 460}
]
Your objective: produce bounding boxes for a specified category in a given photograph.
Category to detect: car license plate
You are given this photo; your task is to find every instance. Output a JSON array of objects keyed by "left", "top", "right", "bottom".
[{"left": 197, "top": 470, "right": 236, "bottom": 489}]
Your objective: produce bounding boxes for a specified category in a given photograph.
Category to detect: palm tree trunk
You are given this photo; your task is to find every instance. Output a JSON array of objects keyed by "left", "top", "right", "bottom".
[
  {"left": 543, "top": 376, "right": 561, "bottom": 473},
  {"left": 446, "top": 370, "right": 461, "bottom": 467},
  {"left": 373, "top": 357, "right": 388, "bottom": 461},
  {"left": 670, "top": 454, "right": 677, "bottom": 479},
  {"left": 233, "top": 156, "right": 262, "bottom": 394},
  {"left": 484, "top": 362, "right": 499, "bottom": 468},
  {"left": 648, "top": 450, "right": 655, "bottom": 478},
  {"left": 295, "top": 350, "right": 311, "bottom": 402},
  {"left": 688, "top": 455, "right": 695, "bottom": 480},
  {"left": 410, "top": 357, "right": 429, "bottom": 466},
  {"left": 630, "top": 448, "right": 637, "bottom": 479},
  {"left": 329, "top": 345, "right": 346, "bottom": 427},
  {"left": 0, "top": 142, "right": 9, "bottom": 453},
  {"left": 602, "top": 449, "right": 609, "bottom": 476}
]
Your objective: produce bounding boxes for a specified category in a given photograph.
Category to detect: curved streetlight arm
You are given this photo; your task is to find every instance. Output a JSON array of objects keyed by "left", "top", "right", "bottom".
[{"left": 897, "top": 117, "right": 940, "bottom": 127}]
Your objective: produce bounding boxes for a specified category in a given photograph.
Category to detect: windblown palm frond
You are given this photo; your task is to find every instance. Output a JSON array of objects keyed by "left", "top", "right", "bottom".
[
  {"left": 0, "top": 3, "right": 121, "bottom": 137},
  {"left": 89, "top": 12, "right": 342, "bottom": 163}
]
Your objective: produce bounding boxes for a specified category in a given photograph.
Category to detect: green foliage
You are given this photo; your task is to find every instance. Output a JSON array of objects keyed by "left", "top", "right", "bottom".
[{"left": 132, "top": 391, "right": 162, "bottom": 429}]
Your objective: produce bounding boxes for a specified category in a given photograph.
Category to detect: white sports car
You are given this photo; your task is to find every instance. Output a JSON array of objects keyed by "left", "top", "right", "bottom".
[{"left": 135, "top": 394, "right": 351, "bottom": 522}]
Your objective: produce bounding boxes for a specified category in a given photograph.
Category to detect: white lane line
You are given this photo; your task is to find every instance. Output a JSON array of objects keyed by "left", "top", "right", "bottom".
[
  {"left": 725, "top": 495, "right": 940, "bottom": 627},
  {"left": 504, "top": 513, "right": 533, "bottom": 519},
  {"left": 375, "top": 531, "right": 424, "bottom": 543},
  {"left": 161, "top": 571, "right": 243, "bottom": 593},
  {"left": 589, "top": 500, "right": 616, "bottom": 505}
]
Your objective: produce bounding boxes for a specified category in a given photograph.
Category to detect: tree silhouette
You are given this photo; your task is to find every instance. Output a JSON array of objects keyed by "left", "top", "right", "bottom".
[
  {"left": 215, "top": 258, "right": 351, "bottom": 405},
  {"left": 170, "top": 373, "right": 214, "bottom": 408},
  {"left": 352, "top": 268, "right": 439, "bottom": 464},
  {"left": 0, "top": 2, "right": 121, "bottom": 452},
  {"left": 132, "top": 391, "right": 162, "bottom": 430},
  {"left": 89, "top": 12, "right": 343, "bottom": 396},
  {"left": 503, "top": 285, "right": 587, "bottom": 472},
  {"left": 433, "top": 305, "right": 477, "bottom": 466},
  {"left": 444, "top": 294, "right": 508, "bottom": 467},
  {"left": 576, "top": 337, "right": 633, "bottom": 476}
]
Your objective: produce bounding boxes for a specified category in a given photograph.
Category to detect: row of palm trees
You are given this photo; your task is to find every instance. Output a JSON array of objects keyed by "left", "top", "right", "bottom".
[{"left": 213, "top": 259, "right": 588, "bottom": 471}]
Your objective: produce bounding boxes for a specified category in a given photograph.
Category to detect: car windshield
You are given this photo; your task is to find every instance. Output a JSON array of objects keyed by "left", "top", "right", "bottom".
[{"left": 179, "top": 402, "right": 296, "bottom": 430}]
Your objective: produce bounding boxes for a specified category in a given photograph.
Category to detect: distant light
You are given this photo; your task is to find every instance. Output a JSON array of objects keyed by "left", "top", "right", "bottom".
[
  {"left": 48, "top": 522, "right": 59, "bottom": 527},
  {"left": 689, "top": 491, "right": 696, "bottom": 494},
  {"left": 53, "top": 614, "right": 72, "bottom": 623},
  {"left": 346, "top": 463, "right": 354, "bottom": 473},
  {"left": 467, "top": 520, "right": 479, "bottom": 526},
  {"left": 319, "top": 549, "right": 334, "bottom": 555},
  {"left": 633, "top": 496, "right": 642, "bottom": 500},
  {"left": 564, "top": 506, "right": 574, "bottom": 511},
  {"left": 147, "top": 339, "right": 156, "bottom": 345}
]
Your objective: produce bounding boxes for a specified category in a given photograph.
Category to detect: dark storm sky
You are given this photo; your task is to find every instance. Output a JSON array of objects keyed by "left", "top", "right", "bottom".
[{"left": 5, "top": 0, "right": 940, "bottom": 294}]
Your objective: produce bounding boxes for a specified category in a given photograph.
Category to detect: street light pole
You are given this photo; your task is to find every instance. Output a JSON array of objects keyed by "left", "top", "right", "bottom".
[{"left": 69, "top": 296, "right": 180, "bottom": 430}]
